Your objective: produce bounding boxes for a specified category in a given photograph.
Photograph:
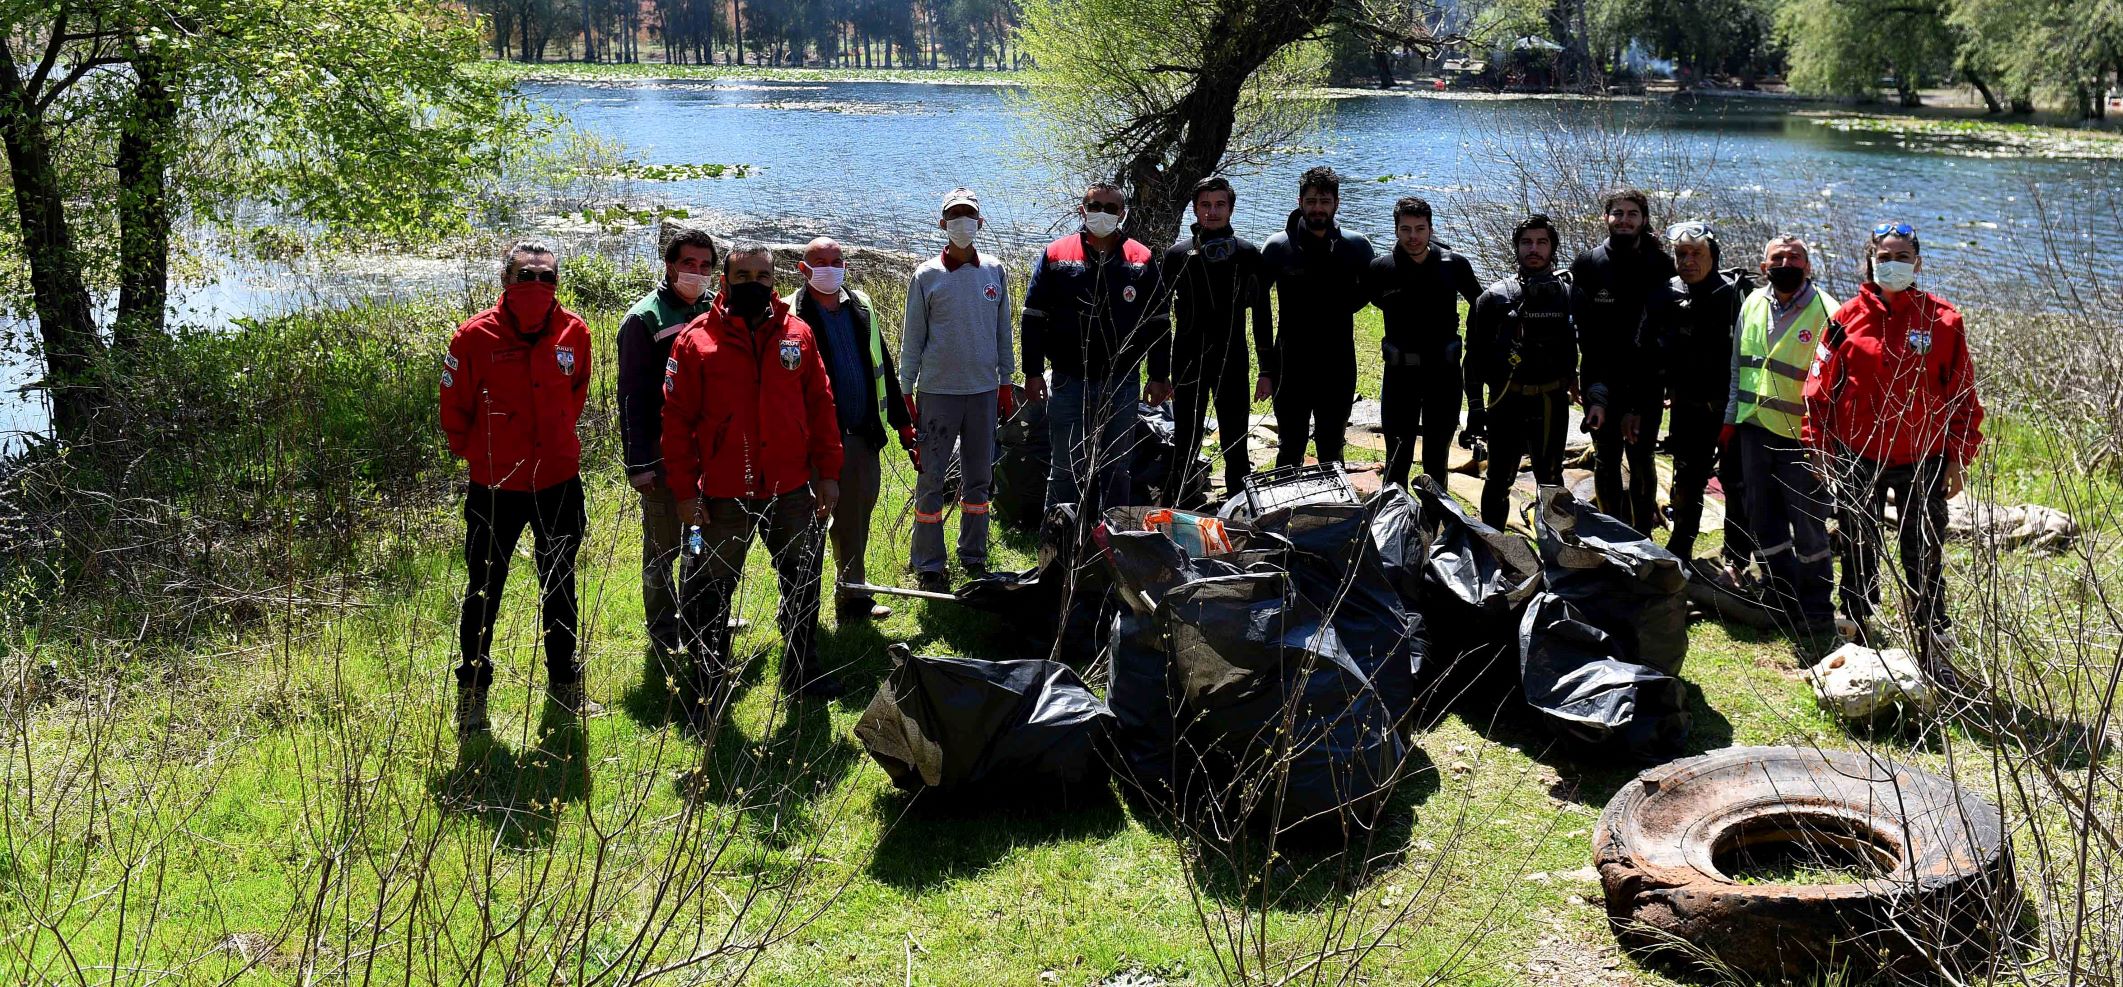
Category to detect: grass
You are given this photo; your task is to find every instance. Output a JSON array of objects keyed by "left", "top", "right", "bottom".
[{"left": 3, "top": 267, "right": 2116, "bottom": 985}]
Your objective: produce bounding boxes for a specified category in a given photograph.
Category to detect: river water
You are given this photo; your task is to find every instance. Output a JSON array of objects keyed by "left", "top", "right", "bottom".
[{"left": 6, "top": 79, "right": 2117, "bottom": 442}]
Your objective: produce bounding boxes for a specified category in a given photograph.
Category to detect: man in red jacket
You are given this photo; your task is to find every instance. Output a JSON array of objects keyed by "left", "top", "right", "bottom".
[
  {"left": 1805, "top": 222, "right": 1984, "bottom": 663},
  {"left": 663, "top": 242, "right": 846, "bottom": 716},
  {"left": 439, "top": 241, "right": 598, "bottom": 740}
]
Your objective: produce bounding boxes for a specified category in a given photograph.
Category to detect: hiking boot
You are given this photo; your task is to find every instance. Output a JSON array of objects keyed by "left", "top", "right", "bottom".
[
  {"left": 962, "top": 562, "right": 990, "bottom": 581},
  {"left": 548, "top": 680, "right": 606, "bottom": 719},
  {"left": 916, "top": 570, "right": 951, "bottom": 594},
  {"left": 456, "top": 685, "right": 491, "bottom": 740}
]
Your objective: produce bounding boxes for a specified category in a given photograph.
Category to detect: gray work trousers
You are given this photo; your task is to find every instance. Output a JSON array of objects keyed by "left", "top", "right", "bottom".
[{"left": 911, "top": 389, "right": 996, "bottom": 574}]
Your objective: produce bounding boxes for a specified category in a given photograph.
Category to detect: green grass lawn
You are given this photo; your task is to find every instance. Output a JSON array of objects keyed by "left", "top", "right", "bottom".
[{"left": 4, "top": 283, "right": 2113, "bottom": 985}]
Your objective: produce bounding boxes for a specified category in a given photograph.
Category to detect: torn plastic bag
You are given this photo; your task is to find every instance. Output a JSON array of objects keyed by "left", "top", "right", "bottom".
[
  {"left": 1517, "top": 593, "right": 1691, "bottom": 759},
  {"left": 994, "top": 395, "right": 1051, "bottom": 532},
  {"left": 1250, "top": 503, "right": 1421, "bottom": 722},
  {"left": 1161, "top": 572, "right": 1407, "bottom": 830},
  {"left": 1532, "top": 488, "right": 1690, "bottom": 675},
  {"left": 855, "top": 643, "right": 1115, "bottom": 797},
  {"left": 1403, "top": 476, "right": 1542, "bottom": 701},
  {"left": 1092, "top": 506, "right": 1282, "bottom": 614}
]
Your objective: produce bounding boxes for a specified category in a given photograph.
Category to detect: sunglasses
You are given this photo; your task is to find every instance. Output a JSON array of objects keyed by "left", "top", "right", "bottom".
[
  {"left": 1871, "top": 222, "right": 1916, "bottom": 238},
  {"left": 1666, "top": 221, "right": 1715, "bottom": 243},
  {"left": 513, "top": 268, "right": 559, "bottom": 284},
  {"left": 1081, "top": 201, "right": 1124, "bottom": 215}
]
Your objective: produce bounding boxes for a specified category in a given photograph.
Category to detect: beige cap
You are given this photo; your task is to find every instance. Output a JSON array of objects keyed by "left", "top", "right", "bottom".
[{"left": 941, "top": 187, "right": 981, "bottom": 214}]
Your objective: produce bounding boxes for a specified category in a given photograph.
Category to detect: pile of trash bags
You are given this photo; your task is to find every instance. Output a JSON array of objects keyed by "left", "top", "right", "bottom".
[
  {"left": 853, "top": 475, "right": 1696, "bottom": 824},
  {"left": 994, "top": 401, "right": 1210, "bottom": 532}
]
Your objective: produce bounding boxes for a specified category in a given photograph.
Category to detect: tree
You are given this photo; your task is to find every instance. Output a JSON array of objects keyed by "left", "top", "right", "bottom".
[
  {"left": 1776, "top": 0, "right": 1957, "bottom": 105},
  {"left": 1947, "top": 0, "right": 2123, "bottom": 118},
  {"left": 1016, "top": 0, "right": 1441, "bottom": 252},
  {"left": 0, "top": 0, "right": 526, "bottom": 444}
]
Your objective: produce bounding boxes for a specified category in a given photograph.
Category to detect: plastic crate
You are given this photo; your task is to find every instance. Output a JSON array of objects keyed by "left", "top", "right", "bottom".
[{"left": 1239, "top": 463, "right": 1356, "bottom": 517}]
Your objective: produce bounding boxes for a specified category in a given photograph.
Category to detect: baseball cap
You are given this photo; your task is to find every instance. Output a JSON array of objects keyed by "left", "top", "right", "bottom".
[{"left": 942, "top": 187, "right": 981, "bottom": 214}]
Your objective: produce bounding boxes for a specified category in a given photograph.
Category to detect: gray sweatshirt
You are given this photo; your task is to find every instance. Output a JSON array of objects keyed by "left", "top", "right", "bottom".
[{"left": 901, "top": 252, "right": 1015, "bottom": 396}]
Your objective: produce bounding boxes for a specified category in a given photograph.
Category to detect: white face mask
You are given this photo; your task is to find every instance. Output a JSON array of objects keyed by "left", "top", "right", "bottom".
[
  {"left": 806, "top": 264, "right": 846, "bottom": 295},
  {"left": 672, "top": 272, "right": 711, "bottom": 297},
  {"left": 1083, "top": 210, "right": 1123, "bottom": 238},
  {"left": 945, "top": 217, "right": 979, "bottom": 248},
  {"left": 1873, "top": 259, "right": 1917, "bottom": 292}
]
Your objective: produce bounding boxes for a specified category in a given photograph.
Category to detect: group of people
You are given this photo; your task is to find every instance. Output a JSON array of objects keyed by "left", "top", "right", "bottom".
[{"left": 437, "top": 169, "right": 1984, "bottom": 739}]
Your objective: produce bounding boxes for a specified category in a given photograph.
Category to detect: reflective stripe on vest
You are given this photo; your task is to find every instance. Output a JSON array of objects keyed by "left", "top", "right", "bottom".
[{"left": 1734, "top": 286, "right": 1833, "bottom": 440}]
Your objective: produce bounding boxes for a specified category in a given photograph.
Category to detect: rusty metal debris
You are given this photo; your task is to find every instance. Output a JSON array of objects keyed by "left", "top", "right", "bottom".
[{"left": 1594, "top": 746, "right": 2016, "bottom": 980}]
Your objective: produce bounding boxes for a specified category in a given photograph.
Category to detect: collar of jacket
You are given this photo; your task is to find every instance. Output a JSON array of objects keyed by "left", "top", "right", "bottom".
[
  {"left": 707, "top": 292, "right": 794, "bottom": 344},
  {"left": 1284, "top": 208, "right": 1343, "bottom": 244},
  {"left": 1858, "top": 280, "right": 1931, "bottom": 315},
  {"left": 1395, "top": 243, "right": 1441, "bottom": 266}
]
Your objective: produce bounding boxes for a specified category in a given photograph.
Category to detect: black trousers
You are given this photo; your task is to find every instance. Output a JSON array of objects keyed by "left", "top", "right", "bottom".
[
  {"left": 1736, "top": 424, "right": 1834, "bottom": 626},
  {"left": 1273, "top": 357, "right": 1356, "bottom": 468},
  {"left": 679, "top": 489, "right": 825, "bottom": 697},
  {"left": 457, "top": 477, "right": 585, "bottom": 689},
  {"left": 1835, "top": 455, "right": 1952, "bottom": 633},
  {"left": 1170, "top": 344, "right": 1255, "bottom": 498},
  {"left": 1665, "top": 398, "right": 1750, "bottom": 562},
  {"left": 1481, "top": 387, "right": 1569, "bottom": 529},
  {"left": 1592, "top": 403, "right": 1664, "bottom": 535},
  {"left": 1382, "top": 361, "right": 1463, "bottom": 488}
]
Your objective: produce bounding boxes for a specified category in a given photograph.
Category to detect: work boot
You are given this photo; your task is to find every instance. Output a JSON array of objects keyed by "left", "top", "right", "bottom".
[
  {"left": 962, "top": 561, "right": 989, "bottom": 581},
  {"left": 456, "top": 685, "right": 490, "bottom": 740},
  {"left": 916, "top": 570, "right": 951, "bottom": 594},
  {"left": 548, "top": 680, "right": 606, "bottom": 719}
]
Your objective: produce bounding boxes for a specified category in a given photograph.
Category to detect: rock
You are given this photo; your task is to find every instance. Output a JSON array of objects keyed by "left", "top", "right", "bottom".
[{"left": 1808, "top": 642, "right": 1937, "bottom": 721}]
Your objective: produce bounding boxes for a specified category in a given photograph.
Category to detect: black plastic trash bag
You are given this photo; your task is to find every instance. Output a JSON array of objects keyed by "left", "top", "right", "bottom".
[
  {"left": 1161, "top": 572, "right": 1408, "bottom": 830},
  {"left": 1401, "top": 477, "right": 1542, "bottom": 702},
  {"left": 1516, "top": 593, "right": 1691, "bottom": 759},
  {"left": 1127, "top": 402, "right": 1211, "bottom": 509},
  {"left": 855, "top": 643, "right": 1116, "bottom": 797},
  {"left": 1252, "top": 503, "right": 1422, "bottom": 722},
  {"left": 1532, "top": 488, "right": 1690, "bottom": 675},
  {"left": 994, "top": 395, "right": 1051, "bottom": 532},
  {"left": 957, "top": 505, "right": 1109, "bottom": 661}
]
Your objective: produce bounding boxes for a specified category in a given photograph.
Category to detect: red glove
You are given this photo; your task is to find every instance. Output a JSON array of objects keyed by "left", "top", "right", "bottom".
[
  {"left": 904, "top": 394, "right": 919, "bottom": 425},
  {"left": 899, "top": 425, "right": 921, "bottom": 471},
  {"left": 1718, "top": 424, "right": 1736, "bottom": 449},
  {"left": 997, "top": 386, "right": 1016, "bottom": 420}
]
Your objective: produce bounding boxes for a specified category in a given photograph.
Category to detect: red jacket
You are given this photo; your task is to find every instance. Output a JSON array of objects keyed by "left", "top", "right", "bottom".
[
  {"left": 440, "top": 301, "right": 591, "bottom": 491},
  {"left": 661, "top": 293, "right": 844, "bottom": 501},
  {"left": 1804, "top": 283, "right": 1983, "bottom": 467}
]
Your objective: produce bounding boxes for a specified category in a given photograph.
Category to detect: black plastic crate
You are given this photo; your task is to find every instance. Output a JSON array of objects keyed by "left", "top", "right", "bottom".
[{"left": 1239, "top": 463, "right": 1356, "bottom": 517}]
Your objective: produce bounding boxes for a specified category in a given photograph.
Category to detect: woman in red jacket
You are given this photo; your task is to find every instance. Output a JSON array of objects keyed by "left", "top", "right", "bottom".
[{"left": 1804, "top": 223, "right": 1984, "bottom": 661}]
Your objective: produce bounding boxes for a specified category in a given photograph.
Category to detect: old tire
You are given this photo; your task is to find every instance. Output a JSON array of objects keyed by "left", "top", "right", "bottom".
[{"left": 1594, "top": 745, "right": 2015, "bottom": 980}]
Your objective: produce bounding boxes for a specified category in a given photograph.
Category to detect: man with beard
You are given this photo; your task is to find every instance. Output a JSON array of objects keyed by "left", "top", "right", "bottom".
[
  {"left": 1261, "top": 166, "right": 1374, "bottom": 468},
  {"left": 1465, "top": 215, "right": 1589, "bottom": 530},
  {"left": 1147, "top": 175, "right": 1273, "bottom": 500},
  {"left": 1569, "top": 188, "right": 1675, "bottom": 533},
  {"left": 1364, "top": 195, "right": 1484, "bottom": 486}
]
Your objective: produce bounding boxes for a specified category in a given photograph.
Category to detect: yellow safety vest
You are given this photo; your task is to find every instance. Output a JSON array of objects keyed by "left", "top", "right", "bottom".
[{"left": 1734, "top": 284, "right": 1835, "bottom": 440}]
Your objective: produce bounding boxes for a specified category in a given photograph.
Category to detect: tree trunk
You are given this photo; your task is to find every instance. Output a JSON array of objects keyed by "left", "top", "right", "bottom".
[
  {"left": 2010, "top": 92, "right": 2033, "bottom": 113},
  {"left": 1966, "top": 69, "right": 2003, "bottom": 114},
  {"left": 115, "top": 53, "right": 178, "bottom": 352},
  {"left": 1373, "top": 48, "right": 1395, "bottom": 89},
  {"left": 0, "top": 58, "right": 103, "bottom": 441},
  {"left": 731, "top": 0, "right": 743, "bottom": 65},
  {"left": 581, "top": 0, "right": 595, "bottom": 62}
]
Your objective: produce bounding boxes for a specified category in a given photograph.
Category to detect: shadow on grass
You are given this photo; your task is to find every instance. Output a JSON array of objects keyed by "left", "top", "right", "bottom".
[
  {"left": 864, "top": 778, "right": 1128, "bottom": 892},
  {"left": 430, "top": 702, "right": 595, "bottom": 849},
  {"left": 673, "top": 684, "right": 863, "bottom": 851}
]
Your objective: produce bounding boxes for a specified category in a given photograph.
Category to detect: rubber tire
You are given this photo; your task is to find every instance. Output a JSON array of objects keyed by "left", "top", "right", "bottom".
[{"left": 1594, "top": 745, "right": 2015, "bottom": 980}]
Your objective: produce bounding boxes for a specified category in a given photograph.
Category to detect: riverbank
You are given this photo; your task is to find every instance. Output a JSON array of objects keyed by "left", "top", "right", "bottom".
[
  {"left": 464, "top": 59, "right": 1030, "bottom": 87},
  {"left": 5, "top": 258, "right": 2117, "bottom": 983},
  {"left": 1797, "top": 110, "right": 2123, "bottom": 160}
]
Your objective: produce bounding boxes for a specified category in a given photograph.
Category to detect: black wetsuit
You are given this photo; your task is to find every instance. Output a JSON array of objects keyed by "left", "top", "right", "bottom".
[
  {"left": 1465, "top": 268, "right": 1590, "bottom": 529},
  {"left": 1364, "top": 243, "right": 1485, "bottom": 486}
]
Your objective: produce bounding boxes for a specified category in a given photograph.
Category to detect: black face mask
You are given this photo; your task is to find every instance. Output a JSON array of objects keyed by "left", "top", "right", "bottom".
[
  {"left": 1765, "top": 265, "right": 1806, "bottom": 293},
  {"left": 725, "top": 281, "right": 774, "bottom": 319}
]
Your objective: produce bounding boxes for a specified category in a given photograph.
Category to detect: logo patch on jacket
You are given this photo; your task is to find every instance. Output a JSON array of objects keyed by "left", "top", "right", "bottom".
[
  {"left": 1908, "top": 329, "right": 1933, "bottom": 354},
  {"left": 555, "top": 345, "right": 576, "bottom": 376},
  {"left": 444, "top": 352, "right": 460, "bottom": 370},
  {"left": 441, "top": 369, "right": 455, "bottom": 388},
  {"left": 1122, "top": 285, "right": 1137, "bottom": 303},
  {"left": 1798, "top": 329, "right": 1813, "bottom": 344},
  {"left": 984, "top": 283, "right": 999, "bottom": 301},
  {"left": 779, "top": 338, "right": 802, "bottom": 370}
]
